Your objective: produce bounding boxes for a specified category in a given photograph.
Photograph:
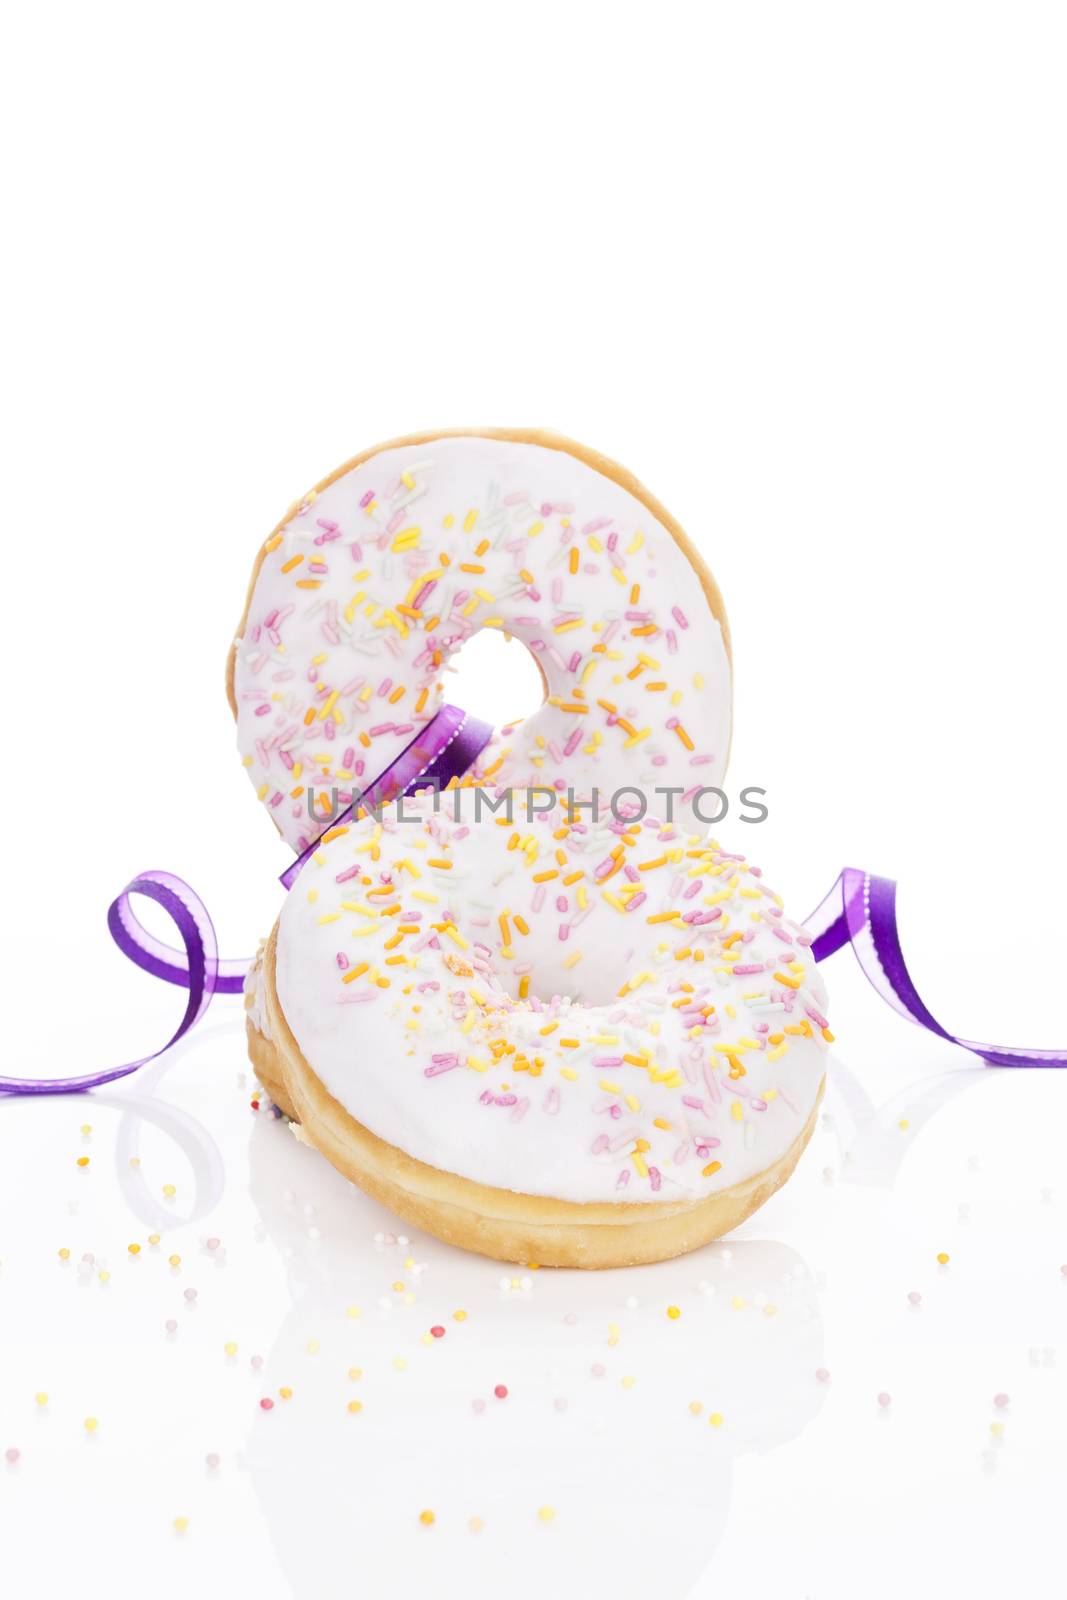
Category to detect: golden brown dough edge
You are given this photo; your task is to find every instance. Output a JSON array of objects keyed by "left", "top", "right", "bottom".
[
  {"left": 249, "top": 925, "right": 822, "bottom": 1269},
  {"left": 224, "top": 427, "right": 732, "bottom": 745}
]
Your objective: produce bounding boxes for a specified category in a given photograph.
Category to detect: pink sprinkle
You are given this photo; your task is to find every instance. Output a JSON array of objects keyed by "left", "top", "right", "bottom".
[
  {"left": 877, "top": 1392, "right": 892, "bottom": 1409},
  {"left": 430, "top": 1326, "right": 446, "bottom": 1339},
  {"left": 259, "top": 1398, "right": 274, "bottom": 1412},
  {"left": 5, "top": 1448, "right": 19, "bottom": 1464},
  {"left": 183, "top": 1288, "right": 197, "bottom": 1302},
  {"left": 205, "top": 1453, "right": 220, "bottom": 1470},
  {"left": 425, "top": 1058, "right": 459, "bottom": 1077},
  {"left": 994, "top": 1393, "right": 1010, "bottom": 1408},
  {"left": 815, "top": 1368, "right": 830, "bottom": 1383},
  {"left": 591, "top": 1364, "right": 606, "bottom": 1378},
  {"left": 472, "top": 1399, "right": 486, "bottom": 1414},
  {"left": 165, "top": 1319, "right": 178, "bottom": 1334},
  {"left": 494, "top": 1385, "right": 508, "bottom": 1400},
  {"left": 671, "top": 606, "right": 690, "bottom": 629},
  {"left": 907, "top": 1291, "right": 922, "bottom": 1306},
  {"left": 553, "top": 1397, "right": 568, "bottom": 1412}
]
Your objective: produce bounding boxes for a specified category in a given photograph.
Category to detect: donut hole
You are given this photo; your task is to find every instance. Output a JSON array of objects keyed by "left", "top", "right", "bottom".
[{"left": 442, "top": 628, "right": 544, "bottom": 731}]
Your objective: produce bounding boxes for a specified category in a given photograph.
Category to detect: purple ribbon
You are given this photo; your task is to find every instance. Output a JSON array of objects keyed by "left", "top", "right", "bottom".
[
  {"left": 805, "top": 868, "right": 1067, "bottom": 1068},
  {"left": 4, "top": 699, "right": 1063, "bottom": 1094},
  {"left": 279, "top": 704, "right": 493, "bottom": 889},
  {"left": 0, "top": 871, "right": 229, "bottom": 1095},
  {"left": 0, "top": 704, "right": 493, "bottom": 1095}
]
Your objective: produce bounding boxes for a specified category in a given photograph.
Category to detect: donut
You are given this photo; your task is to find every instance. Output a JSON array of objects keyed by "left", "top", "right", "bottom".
[
  {"left": 246, "top": 789, "right": 830, "bottom": 1268},
  {"left": 227, "top": 429, "right": 732, "bottom": 853}
]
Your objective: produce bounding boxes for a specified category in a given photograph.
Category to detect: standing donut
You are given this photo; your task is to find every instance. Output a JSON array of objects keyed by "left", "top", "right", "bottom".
[
  {"left": 246, "top": 788, "right": 829, "bottom": 1268},
  {"left": 227, "top": 430, "right": 732, "bottom": 851}
]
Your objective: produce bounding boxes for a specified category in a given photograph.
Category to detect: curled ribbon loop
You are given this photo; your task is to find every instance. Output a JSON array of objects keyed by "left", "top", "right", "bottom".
[
  {"left": 0, "top": 703, "right": 495, "bottom": 1096},
  {"left": 0, "top": 871, "right": 232, "bottom": 1095},
  {"left": 805, "top": 868, "right": 1067, "bottom": 1069}
]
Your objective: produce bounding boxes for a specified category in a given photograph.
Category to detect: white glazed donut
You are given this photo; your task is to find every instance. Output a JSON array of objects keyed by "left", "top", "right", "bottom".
[
  {"left": 227, "top": 429, "right": 732, "bottom": 853},
  {"left": 247, "top": 789, "right": 830, "bottom": 1267}
]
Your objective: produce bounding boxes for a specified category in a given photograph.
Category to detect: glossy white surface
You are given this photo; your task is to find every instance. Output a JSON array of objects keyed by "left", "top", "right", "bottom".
[
  {"left": 3, "top": 2, "right": 1067, "bottom": 1596},
  {"left": 3, "top": 963, "right": 1066, "bottom": 1599}
]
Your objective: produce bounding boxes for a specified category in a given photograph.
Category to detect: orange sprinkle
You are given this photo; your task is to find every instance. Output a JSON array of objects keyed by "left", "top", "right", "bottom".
[{"left": 280, "top": 554, "right": 304, "bottom": 574}]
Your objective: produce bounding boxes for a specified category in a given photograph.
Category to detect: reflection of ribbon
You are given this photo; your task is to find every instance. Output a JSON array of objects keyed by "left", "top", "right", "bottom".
[
  {"left": 0, "top": 703, "right": 493, "bottom": 1095},
  {"left": 806, "top": 868, "right": 1067, "bottom": 1067}
]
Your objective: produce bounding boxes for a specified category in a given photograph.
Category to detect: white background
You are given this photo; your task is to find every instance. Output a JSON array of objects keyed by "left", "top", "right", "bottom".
[{"left": 1, "top": 3, "right": 1065, "bottom": 1597}]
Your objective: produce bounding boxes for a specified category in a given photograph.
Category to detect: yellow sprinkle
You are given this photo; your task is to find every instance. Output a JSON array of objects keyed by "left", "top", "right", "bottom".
[
  {"left": 537, "top": 1505, "right": 556, "bottom": 1524},
  {"left": 347, "top": 1400, "right": 363, "bottom": 1415},
  {"left": 709, "top": 1412, "right": 724, "bottom": 1428},
  {"left": 35, "top": 1392, "right": 48, "bottom": 1407},
  {"left": 75, "top": 1156, "right": 90, "bottom": 1168},
  {"left": 666, "top": 1305, "right": 681, "bottom": 1320},
  {"left": 346, "top": 1305, "right": 362, "bottom": 1319},
  {"left": 168, "top": 1254, "right": 181, "bottom": 1268},
  {"left": 306, "top": 1339, "right": 320, "bottom": 1355},
  {"left": 84, "top": 1417, "right": 98, "bottom": 1434},
  {"left": 224, "top": 1342, "right": 238, "bottom": 1357},
  {"left": 173, "top": 1516, "right": 190, "bottom": 1534},
  {"left": 688, "top": 1400, "right": 703, "bottom": 1416},
  {"left": 937, "top": 1252, "right": 950, "bottom": 1265}
]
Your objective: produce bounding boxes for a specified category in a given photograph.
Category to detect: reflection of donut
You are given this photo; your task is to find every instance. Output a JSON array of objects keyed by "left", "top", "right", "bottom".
[
  {"left": 247, "top": 790, "right": 829, "bottom": 1266},
  {"left": 245, "top": 1108, "right": 826, "bottom": 1600},
  {"left": 227, "top": 430, "right": 732, "bottom": 852}
]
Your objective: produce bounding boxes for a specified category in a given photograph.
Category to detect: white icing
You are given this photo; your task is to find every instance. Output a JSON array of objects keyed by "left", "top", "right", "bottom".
[
  {"left": 244, "top": 943, "right": 271, "bottom": 1040},
  {"left": 274, "top": 791, "right": 829, "bottom": 1205},
  {"left": 233, "top": 436, "right": 731, "bottom": 851}
]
